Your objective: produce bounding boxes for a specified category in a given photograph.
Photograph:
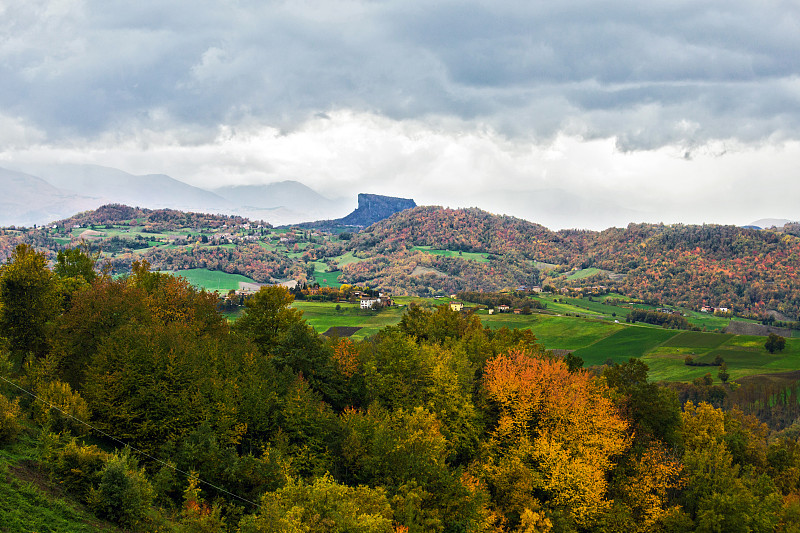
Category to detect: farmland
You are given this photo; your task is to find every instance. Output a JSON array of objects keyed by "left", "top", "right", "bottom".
[
  {"left": 412, "top": 246, "right": 491, "bottom": 263},
  {"left": 166, "top": 268, "right": 257, "bottom": 293}
]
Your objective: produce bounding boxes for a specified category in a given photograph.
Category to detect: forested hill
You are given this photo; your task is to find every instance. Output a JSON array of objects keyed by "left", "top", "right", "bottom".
[
  {"left": 350, "top": 206, "right": 573, "bottom": 260},
  {"left": 343, "top": 207, "right": 800, "bottom": 318},
  {"left": 56, "top": 203, "right": 259, "bottom": 230}
]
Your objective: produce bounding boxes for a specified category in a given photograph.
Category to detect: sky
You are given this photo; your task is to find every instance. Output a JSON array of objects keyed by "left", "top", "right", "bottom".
[{"left": 1, "top": 0, "right": 799, "bottom": 229}]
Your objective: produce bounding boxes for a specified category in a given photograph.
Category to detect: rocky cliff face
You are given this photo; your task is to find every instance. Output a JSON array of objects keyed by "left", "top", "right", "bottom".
[{"left": 337, "top": 193, "right": 416, "bottom": 227}]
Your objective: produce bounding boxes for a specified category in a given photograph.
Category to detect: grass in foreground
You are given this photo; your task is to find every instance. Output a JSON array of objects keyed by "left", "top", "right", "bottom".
[{"left": 0, "top": 433, "right": 120, "bottom": 532}]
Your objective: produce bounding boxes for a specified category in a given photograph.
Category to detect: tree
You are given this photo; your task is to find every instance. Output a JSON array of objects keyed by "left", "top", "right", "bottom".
[
  {"left": 234, "top": 286, "right": 304, "bottom": 356},
  {"left": 718, "top": 362, "right": 730, "bottom": 383},
  {"left": 240, "top": 474, "right": 394, "bottom": 533},
  {"left": 765, "top": 333, "right": 786, "bottom": 354},
  {"left": 481, "top": 350, "right": 630, "bottom": 529},
  {"left": 604, "top": 358, "right": 681, "bottom": 448},
  {"left": 55, "top": 246, "right": 98, "bottom": 284},
  {"left": 0, "top": 244, "right": 60, "bottom": 364}
]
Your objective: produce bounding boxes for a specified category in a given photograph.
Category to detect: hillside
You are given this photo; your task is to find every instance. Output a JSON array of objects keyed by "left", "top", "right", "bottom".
[
  {"left": 3, "top": 202, "right": 800, "bottom": 319},
  {"left": 338, "top": 207, "right": 800, "bottom": 319}
]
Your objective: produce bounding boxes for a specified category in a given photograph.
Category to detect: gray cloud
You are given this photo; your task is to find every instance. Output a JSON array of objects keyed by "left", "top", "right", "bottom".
[{"left": 1, "top": 0, "right": 798, "bottom": 148}]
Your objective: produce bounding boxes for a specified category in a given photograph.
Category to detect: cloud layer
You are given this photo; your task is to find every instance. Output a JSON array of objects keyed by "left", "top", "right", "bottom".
[{"left": 1, "top": 0, "right": 798, "bottom": 228}]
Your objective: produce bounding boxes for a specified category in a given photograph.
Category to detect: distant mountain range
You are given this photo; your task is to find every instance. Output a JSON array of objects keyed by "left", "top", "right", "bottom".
[
  {"left": 747, "top": 218, "right": 797, "bottom": 229},
  {"left": 0, "top": 164, "right": 350, "bottom": 227}
]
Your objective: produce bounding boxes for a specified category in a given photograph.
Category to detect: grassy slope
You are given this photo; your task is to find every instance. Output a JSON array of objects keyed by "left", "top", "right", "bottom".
[
  {"left": 170, "top": 268, "right": 256, "bottom": 293},
  {"left": 290, "top": 301, "right": 406, "bottom": 340},
  {"left": 0, "top": 433, "right": 120, "bottom": 532},
  {"left": 310, "top": 261, "right": 343, "bottom": 288},
  {"left": 412, "top": 246, "right": 491, "bottom": 263},
  {"left": 481, "top": 313, "right": 623, "bottom": 350}
]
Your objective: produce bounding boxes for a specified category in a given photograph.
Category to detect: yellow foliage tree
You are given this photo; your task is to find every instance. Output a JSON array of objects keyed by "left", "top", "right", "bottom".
[{"left": 481, "top": 349, "right": 630, "bottom": 529}]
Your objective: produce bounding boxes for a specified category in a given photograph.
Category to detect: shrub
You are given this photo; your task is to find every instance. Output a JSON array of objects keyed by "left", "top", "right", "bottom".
[
  {"left": 32, "top": 380, "right": 90, "bottom": 435},
  {"left": 38, "top": 432, "right": 108, "bottom": 500},
  {"left": 0, "top": 392, "right": 22, "bottom": 443},
  {"left": 179, "top": 474, "right": 226, "bottom": 533},
  {"left": 88, "top": 448, "right": 154, "bottom": 529}
]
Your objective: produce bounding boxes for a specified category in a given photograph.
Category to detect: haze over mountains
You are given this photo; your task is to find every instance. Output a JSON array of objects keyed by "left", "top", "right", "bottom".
[
  {"left": 0, "top": 162, "right": 796, "bottom": 231},
  {"left": 0, "top": 164, "right": 351, "bottom": 227}
]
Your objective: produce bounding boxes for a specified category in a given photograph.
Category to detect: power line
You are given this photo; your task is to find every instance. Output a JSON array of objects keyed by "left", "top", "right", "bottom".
[{"left": 0, "top": 375, "right": 261, "bottom": 509}]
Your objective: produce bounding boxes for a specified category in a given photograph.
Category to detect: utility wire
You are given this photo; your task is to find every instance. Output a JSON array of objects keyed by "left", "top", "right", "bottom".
[{"left": 0, "top": 375, "right": 261, "bottom": 509}]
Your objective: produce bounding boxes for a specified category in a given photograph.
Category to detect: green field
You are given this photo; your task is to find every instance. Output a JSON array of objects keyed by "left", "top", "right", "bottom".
[
  {"left": 168, "top": 268, "right": 256, "bottom": 293},
  {"left": 573, "top": 326, "right": 678, "bottom": 365},
  {"left": 481, "top": 313, "right": 623, "bottom": 350},
  {"left": 565, "top": 267, "right": 607, "bottom": 280},
  {"left": 290, "top": 301, "right": 405, "bottom": 339},
  {"left": 412, "top": 246, "right": 491, "bottom": 263},
  {"left": 281, "top": 297, "right": 800, "bottom": 385},
  {"left": 330, "top": 252, "right": 364, "bottom": 267},
  {"left": 310, "top": 261, "right": 343, "bottom": 288},
  {"left": 661, "top": 331, "right": 732, "bottom": 349}
]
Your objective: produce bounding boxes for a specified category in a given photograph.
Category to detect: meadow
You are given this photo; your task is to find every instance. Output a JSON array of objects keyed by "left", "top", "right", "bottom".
[
  {"left": 412, "top": 246, "right": 491, "bottom": 263},
  {"left": 168, "top": 268, "right": 257, "bottom": 293}
]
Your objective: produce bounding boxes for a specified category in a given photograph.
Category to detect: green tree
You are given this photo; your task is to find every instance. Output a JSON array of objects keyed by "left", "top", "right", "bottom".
[
  {"left": 239, "top": 474, "right": 394, "bottom": 533},
  {"left": 0, "top": 244, "right": 60, "bottom": 364},
  {"left": 88, "top": 449, "right": 154, "bottom": 529},
  {"left": 234, "top": 286, "right": 304, "bottom": 356},
  {"left": 83, "top": 321, "right": 245, "bottom": 455},
  {"left": 765, "top": 333, "right": 786, "bottom": 354},
  {"left": 54, "top": 246, "right": 100, "bottom": 309},
  {"left": 718, "top": 362, "right": 730, "bottom": 383},
  {"left": 55, "top": 246, "right": 98, "bottom": 284},
  {"left": 604, "top": 358, "right": 681, "bottom": 448}
]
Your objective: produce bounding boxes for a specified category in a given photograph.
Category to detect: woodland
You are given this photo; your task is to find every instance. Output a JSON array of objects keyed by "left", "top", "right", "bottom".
[{"left": 3, "top": 243, "right": 800, "bottom": 532}]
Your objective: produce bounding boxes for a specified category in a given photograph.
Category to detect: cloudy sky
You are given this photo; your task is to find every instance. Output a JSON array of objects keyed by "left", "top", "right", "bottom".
[{"left": 1, "top": 0, "right": 799, "bottom": 229}]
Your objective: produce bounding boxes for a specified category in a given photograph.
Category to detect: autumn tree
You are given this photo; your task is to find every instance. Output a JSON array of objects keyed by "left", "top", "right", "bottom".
[{"left": 480, "top": 349, "right": 630, "bottom": 529}]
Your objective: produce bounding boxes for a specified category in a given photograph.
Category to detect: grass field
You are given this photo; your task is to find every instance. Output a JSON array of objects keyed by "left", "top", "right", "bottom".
[
  {"left": 565, "top": 267, "right": 607, "bottom": 280},
  {"left": 310, "top": 261, "right": 343, "bottom": 288},
  {"left": 573, "top": 326, "right": 678, "bottom": 365},
  {"left": 412, "top": 246, "right": 491, "bottom": 263},
  {"left": 168, "top": 268, "right": 256, "bottom": 293},
  {"left": 331, "top": 252, "right": 364, "bottom": 267},
  {"left": 290, "top": 301, "right": 405, "bottom": 339},
  {"left": 481, "top": 313, "right": 623, "bottom": 350},
  {"left": 284, "top": 295, "right": 799, "bottom": 384},
  {"left": 661, "top": 331, "right": 732, "bottom": 349}
]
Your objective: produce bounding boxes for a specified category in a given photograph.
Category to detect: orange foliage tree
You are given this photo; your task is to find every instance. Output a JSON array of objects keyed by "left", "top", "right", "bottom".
[{"left": 480, "top": 349, "right": 630, "bottom": 529}]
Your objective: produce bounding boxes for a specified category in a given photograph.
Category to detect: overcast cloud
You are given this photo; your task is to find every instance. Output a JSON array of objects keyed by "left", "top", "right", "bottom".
[{"left": 1, "top": 0, "right": 799, "bottom": 228}]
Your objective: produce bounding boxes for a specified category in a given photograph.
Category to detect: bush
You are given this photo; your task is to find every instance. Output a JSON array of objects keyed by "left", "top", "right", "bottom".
[
  {"left": 0, "top": 392, "right": 22, "bottom": 443},
  {"left": 88, "top": 448, "right": 154, "bottom": 529},
  {"left": 32, "top": 380, "right": 90, "bottom": 435},
  {"left": 179, "top": 474, "right": 226, "bottom": 533},
  {"left": 38, "top": 432, "right": 109, "bottom": 500}
]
